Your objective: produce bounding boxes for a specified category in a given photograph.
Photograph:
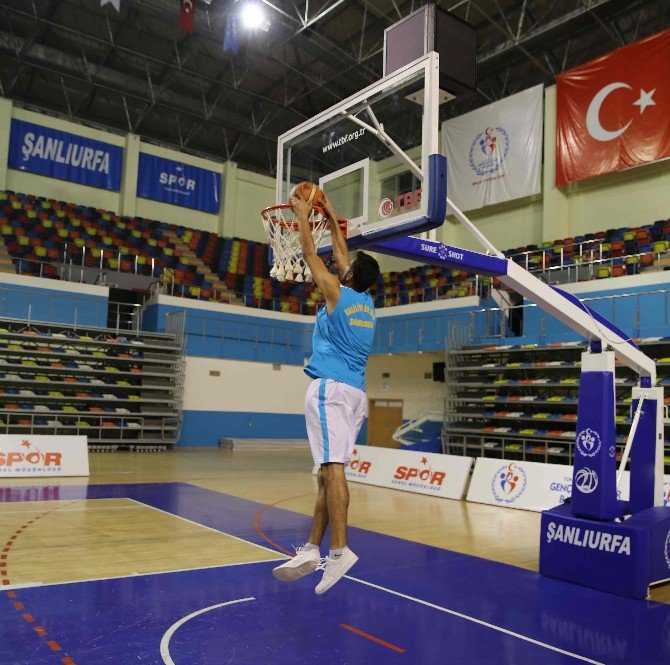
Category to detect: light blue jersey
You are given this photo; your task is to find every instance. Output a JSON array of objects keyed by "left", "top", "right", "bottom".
[{"left": 304, "top": 286, "right": 376, "bottom": 391}]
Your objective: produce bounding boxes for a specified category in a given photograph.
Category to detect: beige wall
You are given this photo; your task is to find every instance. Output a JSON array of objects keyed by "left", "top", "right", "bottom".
[
  {"left": 4, "top": 87, "right": 670, "bottom": 254},
  {"left": 439, "top": 85, "right": 670, "bottom": 254},
  {"left": 224, "top": 163, "right": 275, "bottom": 242},
  {"left": 183, "top": 356, "right": 309, "bottom": 413},
  {"left": 366, "top": 352, "right": 444, "bottom": 420}
]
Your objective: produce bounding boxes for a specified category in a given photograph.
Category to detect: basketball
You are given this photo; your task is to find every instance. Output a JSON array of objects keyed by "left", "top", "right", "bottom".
[{"left": 290, "top": 181, "right": 324, "bottom": 207}]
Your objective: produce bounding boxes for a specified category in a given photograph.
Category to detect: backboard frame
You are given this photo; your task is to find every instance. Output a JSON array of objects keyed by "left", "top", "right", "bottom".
[{"left": 275, "top": 52, "right": 446, "bottom": 254}]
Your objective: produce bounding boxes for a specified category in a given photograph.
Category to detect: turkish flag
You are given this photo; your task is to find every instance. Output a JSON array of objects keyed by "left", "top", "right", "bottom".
[
  {"left": 179, "top": 0, "right": 195, "bottom": 35},
  {"left": 556, "top": 29, "right": 670, "bottom": 187}
]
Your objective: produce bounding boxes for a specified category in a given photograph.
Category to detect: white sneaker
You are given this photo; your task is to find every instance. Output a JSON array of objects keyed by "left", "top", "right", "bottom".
[
  {"left": 314, "top": 547, "right": 358, "bottom": 595},
  {"left": 272, "top": 546, "right": 320, "bottom": 582}
]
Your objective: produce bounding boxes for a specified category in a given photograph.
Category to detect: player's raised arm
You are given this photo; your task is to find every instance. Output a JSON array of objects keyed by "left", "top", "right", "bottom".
[
  {"left": 291, "top": 193, "right": 341, "bottom": 311},
  {"left": 320, "top": 194, "right": 349, "bottom": 279}
]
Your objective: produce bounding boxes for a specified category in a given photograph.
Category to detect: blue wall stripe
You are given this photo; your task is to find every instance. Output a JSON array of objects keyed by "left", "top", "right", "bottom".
[
  {"left": 179, "top": 410, "right": 308, "bottom": 446},
  {"left": 318, "top": 378, "right": 330, "bottom": 462}
]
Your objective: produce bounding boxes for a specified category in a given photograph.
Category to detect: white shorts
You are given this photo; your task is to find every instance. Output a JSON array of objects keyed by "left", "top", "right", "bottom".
[{"left": 305, "top": 378, "right": 367, "bottom": 465}]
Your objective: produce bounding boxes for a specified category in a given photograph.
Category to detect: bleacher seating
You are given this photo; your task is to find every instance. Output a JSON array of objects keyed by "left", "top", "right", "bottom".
[{"left": 1, "top": 190, "right": 668, "bottom": 315}]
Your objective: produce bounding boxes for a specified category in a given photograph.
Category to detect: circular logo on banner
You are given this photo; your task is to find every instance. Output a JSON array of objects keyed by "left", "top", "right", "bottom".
[
  {"left": 575, "top": 468, "right": 599, "bottom": 494},
  {"left": 576, "top": 428, "right": 602, "bottom": 457},
  {"left": 665, "top": 530, "right": 670, "bottom": 570},
  {"left": 378, "top": 198, "right": 394, "bottom": 219},
  {"left": 468, "top": 127, "right": 510, "bottom": 177},
  {"left": 491, "top": 462, "right": 527, "bottom": 504}
]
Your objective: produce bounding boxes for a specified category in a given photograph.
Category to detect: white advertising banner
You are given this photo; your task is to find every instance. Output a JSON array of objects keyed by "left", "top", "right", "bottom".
[
  {"left": 0, "top": 436, "right": 89, "bottom": 477},
  {"left": 442, "top": 84, "right": 543, "bottom": 211},
  {"left": 466, "top": 457, "right": 670, "bottom": 512},
  {"left": 314, "top": 446, "right": 473, "bottom": 500}
]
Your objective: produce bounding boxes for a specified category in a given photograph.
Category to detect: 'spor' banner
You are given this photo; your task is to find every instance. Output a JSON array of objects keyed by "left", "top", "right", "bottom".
[
  {"left": 442, "top": 84, "right": 543, "bottom": 212},
  {"left": 556, "top": 29, "right": 670, "bottom": 186},
  {"left": 313, "top": 446, "right": 473, "bottom": 500},
  {"left": 0, "top": 435, "right": 89, "bottom": 478},
  {"left": 137, "top": 154, "right": 221, "bottom": 214},
  {"left": 8, "top": 119, "right": 123, "bottom": 191}
]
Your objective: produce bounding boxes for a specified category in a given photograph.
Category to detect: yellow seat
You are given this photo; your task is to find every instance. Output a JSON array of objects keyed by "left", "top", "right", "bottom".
[{"left": 43, "top": 220, "right": 53, "bottom": 229}]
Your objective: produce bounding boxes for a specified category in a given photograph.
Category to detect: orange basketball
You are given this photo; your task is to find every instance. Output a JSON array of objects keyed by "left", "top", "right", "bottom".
[{"left": 290, "top": 181, "right": 324, "bottom": 207}]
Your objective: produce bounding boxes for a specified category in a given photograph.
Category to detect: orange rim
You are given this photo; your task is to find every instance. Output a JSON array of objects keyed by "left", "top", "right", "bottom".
[{"left": 260, "top": 204, "right": 347, "bottom": 235}]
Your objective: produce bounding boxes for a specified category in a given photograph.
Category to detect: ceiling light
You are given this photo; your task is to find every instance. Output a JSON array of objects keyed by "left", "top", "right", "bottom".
[{"left": 241, "top": 3, "right": 265, "bottom": 29}]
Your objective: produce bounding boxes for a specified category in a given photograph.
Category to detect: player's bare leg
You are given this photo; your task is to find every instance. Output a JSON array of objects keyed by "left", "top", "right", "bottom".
[
  {"left": 307, "top": 467, "right": 329, "bottom": 546},
  {"left": 315, "top": 462, "right": 358, "bottom": 594}
]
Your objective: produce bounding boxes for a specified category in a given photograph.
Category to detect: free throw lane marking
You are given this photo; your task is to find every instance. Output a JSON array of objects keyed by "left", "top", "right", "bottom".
[
  {"left": 340, "top": 623, "right": 406, "bottom": 653},
  {"left": 159, "top": 597, "right": 256, "bottom": 665}
]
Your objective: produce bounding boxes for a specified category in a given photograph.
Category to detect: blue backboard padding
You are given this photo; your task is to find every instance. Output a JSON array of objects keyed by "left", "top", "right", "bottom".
[
  {"left": 372, "top": 235, "right": 508, "bottom": 277},
  {"left": 552, "top": 287, "right": 638, "bottom": 349}
]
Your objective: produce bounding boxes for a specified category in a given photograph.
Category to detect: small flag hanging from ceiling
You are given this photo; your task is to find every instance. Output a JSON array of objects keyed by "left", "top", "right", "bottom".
[
  {"left": 179, "top": 0, "right": 195, "bottom": 35},
  {"left": 223, "top": 16, "right": 239, "bottom": 54},
  {"left": 100, "top": 0, "right": 120, "bottom": 11}
]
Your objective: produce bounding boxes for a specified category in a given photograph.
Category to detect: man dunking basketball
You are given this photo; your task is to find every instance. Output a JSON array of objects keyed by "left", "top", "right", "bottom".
[{"left": 272, "top": 188, "right": 380, "bottom": 594}]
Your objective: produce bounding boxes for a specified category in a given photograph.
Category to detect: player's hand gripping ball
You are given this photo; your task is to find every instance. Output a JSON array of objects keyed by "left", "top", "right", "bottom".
[{"left": 289, "top": 182, "right": 324, "bottom": 208}]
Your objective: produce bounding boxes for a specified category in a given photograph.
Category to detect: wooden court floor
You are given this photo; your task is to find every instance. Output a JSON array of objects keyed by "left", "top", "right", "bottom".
[{"left": 1, "top": 447, "right": 667, "bottom": 603}]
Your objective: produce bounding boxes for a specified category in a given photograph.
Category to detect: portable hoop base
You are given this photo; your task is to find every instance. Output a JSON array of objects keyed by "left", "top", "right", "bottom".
[{"left": 260, "top": 204, "right": 347, "bottom": 283}]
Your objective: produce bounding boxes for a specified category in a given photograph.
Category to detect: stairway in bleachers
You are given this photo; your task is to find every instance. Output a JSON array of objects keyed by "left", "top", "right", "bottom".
[{"left": 162, "top": 229, "right": 239, "bottom": 303}]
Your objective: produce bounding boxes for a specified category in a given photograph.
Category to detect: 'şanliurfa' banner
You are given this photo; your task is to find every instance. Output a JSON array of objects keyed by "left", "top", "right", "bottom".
[
  {"left": 442, "top": 84, "right": 543, "bottom": 212},
  {"left": 8, "top": 119, "right": 123, "bottom": 191},
  {"left": 137, "top": 153, "right": 221, "bottom": 214},
  {"left": 556, "top": 29, "right": 670, "bottom": 187}
]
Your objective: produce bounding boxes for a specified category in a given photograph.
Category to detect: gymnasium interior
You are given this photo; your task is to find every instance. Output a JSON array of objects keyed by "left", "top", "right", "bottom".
[{"left": 1, "top": 1, "right": 670, "bottom": 663}]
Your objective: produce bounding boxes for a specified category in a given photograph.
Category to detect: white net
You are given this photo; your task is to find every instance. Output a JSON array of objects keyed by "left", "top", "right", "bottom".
[{"left": 261, "top": 205, "right": 330, "bottom": 282}]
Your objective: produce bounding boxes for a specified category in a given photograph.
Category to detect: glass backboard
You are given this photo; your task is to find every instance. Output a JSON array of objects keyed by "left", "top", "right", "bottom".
[{"left": 276, "top": 52, "right": 446, "bottom": 254}]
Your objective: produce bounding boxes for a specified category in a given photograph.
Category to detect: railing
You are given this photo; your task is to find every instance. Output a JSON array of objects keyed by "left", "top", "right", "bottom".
[
  {"left": 107, "top": 301, "right": 142, "bottom": 332},
  {"left": 454, "top": 288, "right": 670, "bottom": 342},
  {"left": 507, "top": 238, "right": 606, "bottom": 272},
  {"left": 8, "top": 241, "right": 670, "bottom": 316},
  {"left": 0, "top": 284, "right": 107, "bottom": 330}
]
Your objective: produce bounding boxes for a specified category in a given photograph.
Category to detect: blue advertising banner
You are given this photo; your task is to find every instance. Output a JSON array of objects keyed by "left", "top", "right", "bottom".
[
  {"left": 137, "top": 154, "right": 221, "bottom": 214},
  {"left": 8, "top": 119, "right": 123, "bottom": 191}
]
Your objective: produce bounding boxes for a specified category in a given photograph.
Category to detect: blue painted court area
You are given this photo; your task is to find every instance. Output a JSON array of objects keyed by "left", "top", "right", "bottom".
[{"left": 1, "top": 483, "right": 670, "bottom": 664}]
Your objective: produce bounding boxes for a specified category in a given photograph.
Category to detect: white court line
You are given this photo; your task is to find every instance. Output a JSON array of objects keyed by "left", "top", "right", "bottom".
[
  {"left": 0, "top": 557, "right": 283, "bottom": 591},
  {"left": 131, "top": 498, "right": 602, "bottom": 665},
  {"left": 160, "top": 597, "right": 256, "bottom": 665},
  {"left": 0, "top": 505, "right": 144, "bottom": 514},
  {"left": 4, "top": 495, "right": 601, "bottom": 663},
  {"left": 126, "top": 498, "right": 284, "bottom": 557},
  {"left": 345, "top": 575, "right": 604, "bottom": 665}
]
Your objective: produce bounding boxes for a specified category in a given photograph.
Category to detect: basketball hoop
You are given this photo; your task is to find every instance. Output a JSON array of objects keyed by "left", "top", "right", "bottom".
[{"left": 260, "top": 204, "right": 347, "bottom": 282}]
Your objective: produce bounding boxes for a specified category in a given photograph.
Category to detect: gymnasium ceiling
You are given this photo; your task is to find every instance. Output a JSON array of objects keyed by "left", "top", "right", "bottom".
[{"left": 0, "top": 0, "right": 668, "bottom": 175}]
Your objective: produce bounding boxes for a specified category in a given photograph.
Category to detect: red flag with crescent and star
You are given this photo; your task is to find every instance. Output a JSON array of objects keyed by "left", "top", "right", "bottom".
[
  {"left": 179, "top": 0, "right": 195, "bottom": 35},
  {"left": 556, "top": 29, "right": 670, "bottom": 187}
]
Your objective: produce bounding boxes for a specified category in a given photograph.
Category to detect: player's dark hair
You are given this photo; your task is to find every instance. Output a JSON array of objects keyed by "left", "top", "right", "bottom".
[{"left": 351, "top": 251, "right": 380, "bottom": 293}]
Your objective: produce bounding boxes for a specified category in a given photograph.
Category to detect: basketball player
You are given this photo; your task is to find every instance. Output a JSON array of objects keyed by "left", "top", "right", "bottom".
[{"left": 273, "top": 189, "right": 380, "bottom": 594}]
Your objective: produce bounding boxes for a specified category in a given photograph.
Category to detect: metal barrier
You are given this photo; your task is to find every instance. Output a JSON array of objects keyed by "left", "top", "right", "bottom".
[
  {"left": 107, "top": 301, "right": 143, "bottom": 332},
  {"left": 452, "top": 287, "right": 670, "bottom": 342},
  {"left": 8, "top": 243, "right": 670, "bottom": 316}
]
